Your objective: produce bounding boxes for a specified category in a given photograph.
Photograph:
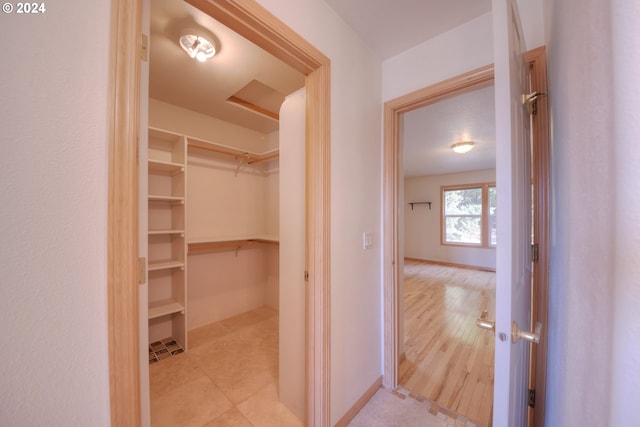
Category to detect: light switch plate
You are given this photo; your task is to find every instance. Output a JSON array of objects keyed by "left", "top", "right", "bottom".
[{"left": 362, "top": 232, "right": 373, "bottom": 250}]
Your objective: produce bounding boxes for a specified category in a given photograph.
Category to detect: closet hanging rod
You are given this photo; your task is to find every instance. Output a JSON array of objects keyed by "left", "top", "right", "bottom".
[
  {"left": 187, "top": 138, "right": 279, "bottom": 165},
  {"left": 248, "top": 151, "right": 279, "bottom": 164},
  {"left": 188, "top": 237, "right": 279, "bottom": 254}
]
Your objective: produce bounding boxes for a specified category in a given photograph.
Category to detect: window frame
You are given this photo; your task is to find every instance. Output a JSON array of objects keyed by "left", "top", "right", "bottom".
[{"left": 441, "top": 182, "right": 496, "bottom": 248}]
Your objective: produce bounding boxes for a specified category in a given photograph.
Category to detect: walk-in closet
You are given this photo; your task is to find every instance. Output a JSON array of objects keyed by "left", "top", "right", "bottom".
[{"left": 141, "top": 1, "right": 306, "bottom": 424}]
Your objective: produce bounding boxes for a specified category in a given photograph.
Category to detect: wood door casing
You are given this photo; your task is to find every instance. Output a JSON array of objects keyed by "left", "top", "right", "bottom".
[{"left": 107, "top": 1, "right": 331, "bottom": 425}]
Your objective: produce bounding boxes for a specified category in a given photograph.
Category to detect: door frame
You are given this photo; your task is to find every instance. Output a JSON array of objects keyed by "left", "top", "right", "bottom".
[
  {"left": 382, "top": 48, "right": 549, "bottom": 426},
  {"left": 107, "top": 1, "right": 332, "bottom": 425}
]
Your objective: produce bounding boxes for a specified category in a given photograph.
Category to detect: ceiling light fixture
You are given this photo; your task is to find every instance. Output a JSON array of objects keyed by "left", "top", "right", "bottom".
[
  {"left": 179, "top": 34, "right": 216, "bottom": 62},
  {"left": 451, "top": 141, "right": 475, "bottom": 154}
]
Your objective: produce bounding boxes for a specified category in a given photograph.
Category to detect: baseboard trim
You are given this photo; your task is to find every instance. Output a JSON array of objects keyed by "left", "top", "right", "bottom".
[
  {"left": 334, "top": 376, "right": 382, "bottom": 427},
  {"left": 405, "top": 257, "right": 496, "bottom": 273}
]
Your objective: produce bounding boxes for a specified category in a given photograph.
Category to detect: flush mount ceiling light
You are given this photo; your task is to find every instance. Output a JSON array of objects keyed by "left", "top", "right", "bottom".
[
  {"left": 451, "top": 141, "right": 475, "bottom": 154},
  {"left": 179, "top": 34, "right": 216, "bottom": 62}
]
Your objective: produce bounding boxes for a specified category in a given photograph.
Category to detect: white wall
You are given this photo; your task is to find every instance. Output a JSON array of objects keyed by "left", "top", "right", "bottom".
[
  {"left": 543, "top": 0, "right": 640, "bottom": 425},
  {"left": 187, "top": 155, "right": 273, "bottom": 239},
  {"left": 187, "top": 246, "right": 272, "bottom": 328},
  {"left": 383, "top": 0, "right": 545, "bottom": 102},
  {"left": 609, "top": 1, "right": 640, "bottom": 423},
  {"left": 0, "top": 2, "right": 111, "bottom": 425},
  {"left": 405, "top": 169, "right": 497, "bottom": 269},
  {"left": 255, "top": 1, "right": 383, "bottom": 424}
]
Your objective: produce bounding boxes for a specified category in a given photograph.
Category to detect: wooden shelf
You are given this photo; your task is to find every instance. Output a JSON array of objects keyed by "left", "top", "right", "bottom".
[
  {"left": 148, "top": 259, "right": 185, "bottom": 271},
  {"left": 149, "top": 159, "right": 184, "bottom": 174},
  {"left": 148, "top": 299, "right": 185, "bottom": 320},
  {"left": 149, "top": 229, "right": 185, "bottom": 236},
  {"left": 148, "top": 195, "right": 184, "bottom": 204}
]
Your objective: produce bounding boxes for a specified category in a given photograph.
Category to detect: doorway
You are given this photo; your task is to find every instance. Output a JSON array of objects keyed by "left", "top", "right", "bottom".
[
  {"left": 383, "top": 48, "right": 549, "bottom": 427},
  {"left": 144, "top": 2, "right": 306, "bottom": 423},
  {"left": 399, "top": 81, "right": 498, "bottom": 426},
  {"left": 400, "top": 259, "right": 496, "bottom": 425},
  {"left": 107, "top": 1, "right": 331, "bottom": 425}
]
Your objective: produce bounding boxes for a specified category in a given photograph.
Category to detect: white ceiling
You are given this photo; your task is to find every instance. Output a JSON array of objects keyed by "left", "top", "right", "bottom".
[
  {"left": 150, "top": 0, "right": 496, "bottom": 176},
  {"left": 149, "top": 0, "right": 305, "bottom": 134},
  {"left": 324, "top": 0, "right": 492, "bottom": 60},
  {"left": 403, "top": 85, "right": 495, "bottom": 177}
]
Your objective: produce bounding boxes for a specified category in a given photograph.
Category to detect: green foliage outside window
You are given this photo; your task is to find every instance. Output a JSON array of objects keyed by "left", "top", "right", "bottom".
[{"left": 443, "top": 184, "right": 496, "bottom": 247}]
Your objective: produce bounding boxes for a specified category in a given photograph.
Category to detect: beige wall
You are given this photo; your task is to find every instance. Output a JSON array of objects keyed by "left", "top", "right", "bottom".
[
  {"left": 0, "top": 1, "right": 112, "bottom": 425},
  {"left": 405, "top": 169, "right": 497, "bottom": 269}
]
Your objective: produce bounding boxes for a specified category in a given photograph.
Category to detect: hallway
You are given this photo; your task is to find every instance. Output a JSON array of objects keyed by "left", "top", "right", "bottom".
[{"left": 148, "top": 302, "right": 483, "bottom": 426}]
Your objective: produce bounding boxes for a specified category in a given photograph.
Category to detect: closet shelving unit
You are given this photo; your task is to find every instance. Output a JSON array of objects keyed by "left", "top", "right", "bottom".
[
  {"left": 147, "top": 127, "right": 187, "bottom": 349},
  {"left": 146, "top": 127, "right": 282, "bottom": 351},
  {"left": 185, "top": 136, "right": 280, "bottom": 254}
]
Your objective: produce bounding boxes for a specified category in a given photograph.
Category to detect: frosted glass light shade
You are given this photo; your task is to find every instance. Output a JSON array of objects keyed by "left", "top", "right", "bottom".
[
  {"left": 179, "top": 34, "right": 216, "bottom": 62},
  {"left": 451, "top": 141, "right": 475, "bottom": 154}
]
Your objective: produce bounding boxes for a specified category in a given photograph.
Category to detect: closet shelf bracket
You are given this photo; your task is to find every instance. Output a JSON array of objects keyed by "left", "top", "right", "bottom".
[{"left": 234, "top": 154, "right": 250, "bottom": 177}]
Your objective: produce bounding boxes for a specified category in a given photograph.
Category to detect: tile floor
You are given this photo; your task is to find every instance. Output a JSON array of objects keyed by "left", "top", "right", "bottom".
[
  {"left": 347, "top": 386, "right": 483, "bottom": 427},
  {"left": 150, "top": 306, "right": 483, "bottom": 427},
  {"left": 149, "top": 306, "right": 303, "bottom": 427}
]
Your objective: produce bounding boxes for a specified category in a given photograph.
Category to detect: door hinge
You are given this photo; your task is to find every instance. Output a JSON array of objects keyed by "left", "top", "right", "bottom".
[
  {"left": 304, "top": 271, "right": 309, "bottom": 282},
  {"left": 140, "top": 34, "right": 149, "bottom": 62},
  {"left": 531, "top": 243, "right": 539, "bottom": 263},
  {"left": 138, "top": 257, "right": 147, "bottom": 284},
  {"left": 528, "top": 388, "right": 536, "bottom": 408},
  {"left": 522, "top": 91, "right": 547, "bottom": 115}
]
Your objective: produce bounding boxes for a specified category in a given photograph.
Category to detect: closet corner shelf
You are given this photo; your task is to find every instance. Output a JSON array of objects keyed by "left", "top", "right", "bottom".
[
  {"left": 148, "top": 299, "right": 184, "bottom": 320},
  {"left": 188, "top": 235, "right": 279, "bottom": 253}
]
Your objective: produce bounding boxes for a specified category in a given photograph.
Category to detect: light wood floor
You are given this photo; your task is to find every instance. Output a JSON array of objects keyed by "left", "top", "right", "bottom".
[{"left": 399, "top": 259, "right": 496, "bottom": 427}]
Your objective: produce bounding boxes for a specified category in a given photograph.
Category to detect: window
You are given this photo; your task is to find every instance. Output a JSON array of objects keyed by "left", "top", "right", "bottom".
[
  {"left": 488, "top": 185, "right": 497, "bottom": 246},
  {"left": 442, "top": 183, "right": 496, "bottom": 247}
]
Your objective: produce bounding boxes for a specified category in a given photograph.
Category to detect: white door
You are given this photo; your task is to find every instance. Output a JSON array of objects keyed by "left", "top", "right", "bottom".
[{"left": 492, "top": 0, "right": 537, "bottom": 425}]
